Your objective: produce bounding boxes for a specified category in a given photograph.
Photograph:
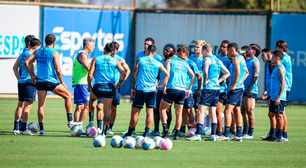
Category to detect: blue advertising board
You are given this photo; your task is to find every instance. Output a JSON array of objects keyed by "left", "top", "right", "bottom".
[
  {"left": 43, "top": 7, "right": 132, "bottom": 95},
  {"left": 271, "top": 14, "right": 306, "bottom": 102}
]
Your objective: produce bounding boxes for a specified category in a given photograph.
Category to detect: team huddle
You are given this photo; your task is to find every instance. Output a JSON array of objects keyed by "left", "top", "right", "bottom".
[{"left": 12, "top": 34, "right": 292, "bottom": 142}]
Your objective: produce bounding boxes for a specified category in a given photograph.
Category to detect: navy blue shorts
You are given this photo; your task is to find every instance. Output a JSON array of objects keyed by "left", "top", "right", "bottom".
[
  {"left": 97, "top": 88, "right": 120, "bottom": 105},
  {"left": 132, "top": 90, "right": 156, "bottom": 109},
  {"left": 36, "top": 81, "right": 60, "bottom": 91},
  {"left": 243, "top": 92, "right": 258, "bottom": 99},
  {"left": 218, "top": 92, "right": 227, "bottom": 105},
  {"left": 92, "top": 83, "right": 115, "bottom": 99},
  {"left": 193, "top": 93, "right": 199, "bottom": 108},
  {"left": 163, "top": 89, "right": 185, "bottom": 105},
  {"left": 226, "top": 88, "right": 244, "bottom": 107},
  {"left": 184, "top": 93, "right": 194, "bottom": 109},
  {"left": 18, "top": 82, "right": 36, "bottom": 102},
  {"left": 156, "top": 90, "right": 163, "bottom": 106},
  {"left": 269, "top": 100, "right": 286, "bottom": 114},
  {"left": 199, "top": 89, "right": 220, "bottom": 107},
  {"left": 73, "top": 85, "right": 90, "bottom": 104}
]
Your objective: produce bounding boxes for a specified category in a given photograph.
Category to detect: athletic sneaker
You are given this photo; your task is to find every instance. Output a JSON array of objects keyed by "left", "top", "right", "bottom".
[
  {"left": 186, "top": 135, "right": 201, "bottom": 141},
  {"left": 282, "top": 137, "right": 289, "bottom": 142},
  {"left": 220, "top": 135, "right": 230, "bottom": 141},
  {"left": 39, "top": 130, "right": 45, "bottom": 136},
  {"left": 86, "top": 121, "right": 94, "bottom": 129},
  {"left": 260, "top": 133, "right": 270, "bottom": 139},
  {"left": 205, "top": 135, "right": 216, "bottom": 141},
  {"left": 68, "top": 120, "right": 82, "bottom": 128},
  {"left": 148, "top": 130, "right": 160, "bottom": 136},
  {"left": 182, "top": 133, "right": 187, "bottom": 137},
  {"left": 121, "top": 130, "right": 136, "bottom": 135},
  {"left": 173, "top": 136, "right": 179, "bottom": 140},
  {"left": 268, "top": 137, "right": 282, "bottom": 142},
  {"left": 242, "top": 134, "right": 253, "bottom": 139},
  {"left": 233, "top": 136, "right": 243, "bottom": 141},
  {"left": 97, "top": 128, "right": 102, "bottom": 134},
  {"left": 168, "top": 131, "right": 183, "bottom": 137},
  {"left": 13, "top": 130, "right": 20, "bottom": 135},
  {"left": 107, "top": 128, "right": 114, "bottom": 135},
  {"left": 215, "top": 135, "right": 222, "bottom": 141},
  {"left": 229, "top": 135, "right": 236, "bottom": 141},
  {"left": 21, "top": 129, "right": 35, "bottom": 135},
  {"left": 262, "top": 135, "right": 273, "bottom": 141}
]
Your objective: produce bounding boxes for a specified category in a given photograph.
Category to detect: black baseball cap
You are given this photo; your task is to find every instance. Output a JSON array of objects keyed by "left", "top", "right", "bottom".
[{"left": 25, "top": 35, "right": 35, "bottom": 43}]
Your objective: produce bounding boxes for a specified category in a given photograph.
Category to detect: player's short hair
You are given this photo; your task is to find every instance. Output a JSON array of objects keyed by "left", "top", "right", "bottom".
[
  {"left": 221, "top": 40, "right": 230, "bottom": 45},
  {"left": 275, "top": 40, "right": 288, "bottom": 52},
  {"left": 30, "top": 38, "right": 41, "bottom": 48},
  {"left": 145, "top": 37, "right": 155, "bottom": 45},
  {"left": 227, "top": 43, "right": 238, "bottom": 52},
  {"left": 202, "top": 43, "right": 212, "bottom": 53},
  {"left": 83, "top": 37, "right": 95, "bottom": 48},
  {"left": 166, "top": 44, "right": 176, "bottom": 53},
  {"left": 104, "top": 42, "right": 115, "bottom": 53},
  {"left": 241, "top": 45, "right": 249, "bottom": 50},
  {"left": 25, "top": 35, "right": 35, "bottom": 43},
  {"left": 195, "top": 40, "right": 206, "bottom": 47},
  {"left": 262, "top": 48, "right": 273, "bottom": 53},
  {"left": 250, "top": 43, "right": 261, "bottom": 57},
  {"left": 147, "top": 45, "right": 157, "bottom": 54},
  {"left": 177, "top": 45, "right": 190, "bottom": 54},
  {"left": 45, "top": 34, "right": 56, "bottom": 46},
  {"left": 112, "top": 41, "right": 119, "bottom": 50},
  {"left": 273, "top": 50, "right": 284, "bottom": 60}
]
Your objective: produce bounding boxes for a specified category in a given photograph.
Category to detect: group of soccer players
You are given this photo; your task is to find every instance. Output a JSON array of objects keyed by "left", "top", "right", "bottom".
[{"left": 12, "top": 34, "right": 292, "bottom": 142}]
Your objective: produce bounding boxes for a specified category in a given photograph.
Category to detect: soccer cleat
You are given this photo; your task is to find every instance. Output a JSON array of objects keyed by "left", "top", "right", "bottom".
[
  {"left": 82, "top": 129, "right": 86, "bottom": 135},
  {"left": 179, "top": 131, "right": 183, "bottom": 137},
  {"left": 68, "top": 120, "right": 82, "bottom": 128},
  {"left": 242, "top": 134, "right": 253, "bottom": 139},
  {"left": 121, "top": 130, "right": 136, "bottom": 135},
  {"left": 13, "top": 130, "right": 20, "bottom": 135},
  {"left": 107, "top": 128, "right": 114, "bottom": 135},
  {"left": 215, "top": 135, "right": 222, "bottom": 141},
  {"left": 148, "top": 130, "right": 160, "bottom": 136},
  {"left": 268, "top": 137, "right": 282, "bottom": 142},
  {"left": 86, "top": 121, "right": 94, "bottom": 129},
  {"left": 282, "top": 137, "right": 289, "bottom": 142},
  {"left": 173, "top": 136, "right": 179, "bottom": 140},
  {"left": 39, "top": 130, "right": 45, "bottom": 136},
  {"left": 229, "top": 135, "right": 236, "bottom": 141},
  {"left": 162, "top": 130, "right": 169, "bottom": 138},
  {"left": 262, "top": 135, "right": 273, "bottom": 141},
  {"left": 183, "top": 133, "right": 187, "bottom": 137},
  {"left": 97, "top": 128, "right": 102, "bottom": 134},
  {"left": 220, "top": 135, "right": 230, "bottom": 141},
  {"left": 21, "top": 129, "right": 35, "bottom": 136},
  {"left": 260, "top": 133, "right": 270, "bottom": 139},
  {"left": 186, "top": 135, "right": 201, "bottom": 141},
  {"left": 233, "top": 136, "right": 243, "bottom": 141},
  {"left": 205, "top": 135, "right": 216, "bottom": 141}
]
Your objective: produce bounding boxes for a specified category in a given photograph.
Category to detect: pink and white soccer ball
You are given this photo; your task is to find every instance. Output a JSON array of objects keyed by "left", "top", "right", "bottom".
[
  {"left": 159, "top": 138, "right": 173, "bottom": 151},
  {"left": 86, "top": 127, "right": 98, "bottom": 138},
  {"left": 187, "top": 128, "right": 197, "bottom": 137}
]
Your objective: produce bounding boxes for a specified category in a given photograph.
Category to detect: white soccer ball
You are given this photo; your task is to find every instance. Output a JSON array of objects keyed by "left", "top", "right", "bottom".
[
  {"left": 92, "top": 135, "right": 106, "bottom": 147},
  {"left": 86, "top": 127, "right": 98, "bottom": 138},
  {"left": 135, "top": 136, "right": 144, "bottom": 149},
  {"left": 110, "top": 135, "right": 123, "bottom": 148},
  {"left": 142, "top": 137, "right": 155, "bottom": 150},
  {"left": 70, "top": 125, "right": 82, "bottom": 137},
  {"left": 28, "top": 122, "right": 38, "bottom": 133},
  {"left": 122, "top": 136, "right": 136, "bottom": 149},
  {"left": 153, "top": 136, "right": 162, "bottom": 149}
]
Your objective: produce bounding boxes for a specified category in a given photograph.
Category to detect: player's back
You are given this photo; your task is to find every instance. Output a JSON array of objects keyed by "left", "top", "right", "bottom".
[
  {"left": 229, "top": 54, "right": 247, "bottom": 89},
  {"left": 19, "top": 51, "right": 35, "bottom": 85},
  {"left": 95, "top": 55, "right": 117, "bottom": 84},
  {"left": 36, "top": 47, "right": 59, "bottom": 83},
  {"left": 136, "top": 56, "right": 160, "bottom": 92},
  {"left": 204, "top": 55, "right": 222, "bottom": 90},
  {"left": 167, "top": 57, "right": 189, "bottom": 91},
  {"left": 244, "top": 57, "right": 261, "bottom": 94},
  {"left": 270, "top": 65, "right": 286, "bottom": 101}
]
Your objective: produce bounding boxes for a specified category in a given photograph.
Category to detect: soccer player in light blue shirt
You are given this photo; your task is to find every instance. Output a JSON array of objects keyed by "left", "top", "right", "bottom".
[
  {"left": 222, "top": 43, "right": 249, "bottom": 141},
  {"left": 242, "top": 44, "right": 261, "bottom": 139},
  {"left": 186, "top": 44, "right": 230, "bottom": 141},
  {"left": 275, "top": 40, "right": 292, "bottom": 141},
  {"left": 160, "top": 45, "right": 195, "bottom": 140},
  {"left": 134, "top": 37, "right": 162, "bottom": 65},
  {"left": 123, "top": 45, "right": 169, "bottom": 138}
]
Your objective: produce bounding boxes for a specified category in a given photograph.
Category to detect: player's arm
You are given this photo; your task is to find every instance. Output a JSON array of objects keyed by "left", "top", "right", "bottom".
[
  {"left": 157, "top": 62, "right": 169, "bottom": 89},
  {"left": 186, "top": 66, "right": 195, "bottom": 98},
  {"left": 114, "top": 60, "right": 127, "bottom": 89},
  {"left": 202, "top": 57, "right": 210, "bottom": 86},
  {"left": 79, "top": 53, "right": 91, "bottom": 71},
  {"left": 87, "top": 57, "right": 96, "bottom": 92},
  {"left": 131, "top": 58, "right": 140, "bottom": 97},
  {"left": 120, "top": 58, "right": 131, "bottom": 81},
  {"left": 24, "top": 52, "right": 37, "bottom": 84},
  {"left": 275, "top": 67, "right": 286, "bottom": 106},
  {"left": 246, "top": 61, "right": 259, "bottom": 95},
  {"left": 230, "top": 57, "right": 240, "bottom": 91},
  {"left": 53, "top": 51, "right": 66, "bottom": 88},
  {"left": 163, "top": 59, "right": 171, "bottom": 95},
  {"left": 195, "top": 72, "right": 202, "bottom": 97},
  {"left": 12, "top": 56, "right": 20, "bottom": 80},
  {"left": 218, "top": 63, "right": 230, "bottom": 84}
]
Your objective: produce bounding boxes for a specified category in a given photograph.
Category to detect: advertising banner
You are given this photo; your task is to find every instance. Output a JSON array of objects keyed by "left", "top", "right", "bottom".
[
  {"left": 0, "top": 4, "right": 39, "bottom": 93},
  {"left": 43, "top": 7, "right": 132, "bottom": 95},
  {"left": 271, "top": 14, "right": 306, "bottom": 102}
]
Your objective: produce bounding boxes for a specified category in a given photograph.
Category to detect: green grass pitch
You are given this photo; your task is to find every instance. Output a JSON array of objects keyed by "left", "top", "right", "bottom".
[{"left": 0, "top": 98, "right": 306, "bottom": 167}]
